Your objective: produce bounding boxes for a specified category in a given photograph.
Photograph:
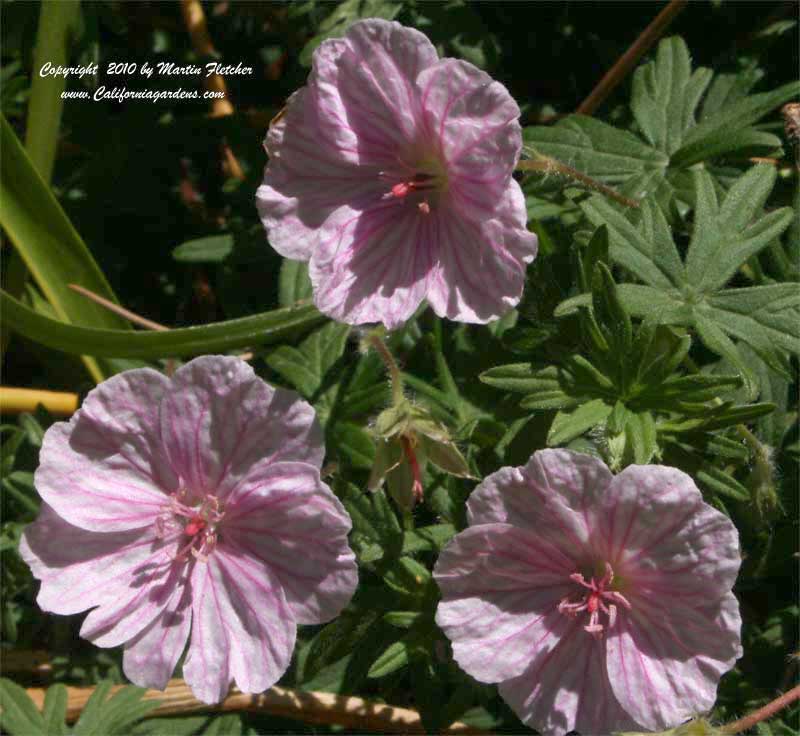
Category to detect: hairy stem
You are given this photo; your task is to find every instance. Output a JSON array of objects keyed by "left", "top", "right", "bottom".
[
  {"left": 518, "top": 155, "right": 640, "bottom": 209},
  {"left": 722, "top": 684, "right": 800, "bottom": 734},
  {"left": 368, "top": 333, "right": 405, "bottom": 405}
]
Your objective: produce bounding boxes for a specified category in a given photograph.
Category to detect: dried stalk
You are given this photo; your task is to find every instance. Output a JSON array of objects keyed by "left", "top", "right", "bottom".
[
  {"left": 0, "top": 387, "right": 78, "bottom": 415},
  {"left": 25, "top": 679, "right": 482, "bottom": 734},
  {"left": 576, "top": 0, "right": 688, "bottom": 116},
  {"left": 179, "top": 0, "right": 234, "bottom": 118},
  {"left": 68, "top": 284, "right": 168, "bottom": 332}
]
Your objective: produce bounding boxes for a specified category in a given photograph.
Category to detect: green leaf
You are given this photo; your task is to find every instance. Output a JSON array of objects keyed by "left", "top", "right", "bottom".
[
  {"left": 1, "top": 115, "right": 130, "bottom": 381},
  {"left": 0, "top": 678, "right": 46, "bottom": 736},
  {"left": 72, "top": 682, "right": 160, "bottom": 736},
  {"left": 278, "top": 259, "right": 313, "bottom": 307},
  {"left": 383, "top": 611, "right": 422, "bottom": 629},
  {"left": 266, "top": 321, "right": 349, "bottom": 400},
  {"left": 523, "top": 116, "right": 667, "bottom": 183},
  {"left": 171, "top": 234, "right": 233, "bottom": 263},
  {"left": 401, "top": 524, "right": 455, "bottom": 555},
  {"left": 1, "top": 290, "right": 325, "bottom": 358},
  {"left": 547, "top": 399, "right": 612, "bottom": 446},
  {"left": 696, "top": 465, "right": 750, "bottom": 502},
  {"left": 625, "top": 411, "right": 658, "bottom": 464},
  {"left": 631, "top": 37, "right": 713, "bottom": 155},
  {"left": 41, "top": 684, "right": 68, "bottom": 736},
  {"left": 367, "top": 639, "right": 410, "bottom": 679},
  {"left": 687, "top": 166, "right": 793, "bottom": 292},
  {"left": 676, "top": 80, "right": 800, "bottom": 164},
  {"left": 382, "top": 556, "right": 431, "bottom": 598}
]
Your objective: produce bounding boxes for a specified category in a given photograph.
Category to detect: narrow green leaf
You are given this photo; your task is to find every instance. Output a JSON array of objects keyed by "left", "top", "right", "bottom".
[
  {"left": 41, "top": 684, "right": 68, "bottom": 736},
  {"left": 382, "top": 556, "right": 431, "bottom": 598},
  {"left": 1, "top": 116, "right": 132, "bottom": 381},
  {"left": 479, "top": 363, "right": 540, "bottom": 393},
  {"left": 696, "top": 466, "right": 750, "bottom": 502},
  {"left": 592, "top": 263, "right": 633, "bottom": 353},
  {"left": 547, "top": 399, "right": 612, "bottom": 446},
  {"left": 383, "top": 611, "right": 422, "bottom": 628},
  {"left": 367, "top": 639, "right": 410, "bottom": 679},
  {"left": 1, "top": 291, "right": 325, "bottom": 358},
  {"left": 694, "top": 312, "right": 759, "bottom": 400},
  {"left": 625, "top": 411, "right": 658, "bottom": 464},
  {"left": 401, "top": 524, "right": 455, "bottom": 554},
  {"left": 278, "top": 259, "right": 313, "bottom": 307},
  {"left": 172, "top": 234, "right": 233, "bottom": 263}
]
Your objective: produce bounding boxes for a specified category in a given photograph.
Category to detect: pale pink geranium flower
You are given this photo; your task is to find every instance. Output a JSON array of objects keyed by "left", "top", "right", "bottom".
[
  {"left": 21, "top": 356, "right": 357, "bottom": 703},
  {"left": 256, "top": 18, "right": 537, "bottom": 330},
  {"left": 434, "top": 449, "right": 742, "bottom": 734}
]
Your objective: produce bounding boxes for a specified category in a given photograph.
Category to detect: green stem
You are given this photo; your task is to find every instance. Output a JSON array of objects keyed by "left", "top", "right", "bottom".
[{"left": 368, "top": 333, "right": 405, "bottom": 405}]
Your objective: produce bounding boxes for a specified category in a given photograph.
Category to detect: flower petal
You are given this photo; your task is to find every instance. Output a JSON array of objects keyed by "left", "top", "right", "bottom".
[
  {"left": 20, "top": 504, "right": 177, "bottom": 618},
  {"left": 466, "top": 449, "right": 613, "bottom": 561},
  {"left": 416, "top": 58, "right": 522, "bottom": 218},
  {"left": 434, "top": 523, "right": 573, "bottom": 683},
  {"left": 224, "top": 461, "right": 357, "bottom": 625},
  {"left": 499, "top": 619, "right": 641, "bottom": 736},
  {"left": 606, "top": 592, "right": 742, "bottom": 731},
  {"left": 123, "top": 578, "right": 193, "bottom": 691},
  {"left": 314, "top": 19, "right": 439, "bottom": 157},
  {"left": 159, "top": 356, "right": 323, "bottom": 499},
  {"left": 309, "top": 203, "right": 432, "bottom": 329},
  {"left": 598, "top": 465, "right": 741, "bottom": 599},
  {"left": 182, "top": 551, "right": 296, "bottom": 703},
  {"left": 256, "top": 88, "right": 385, "bottom": 262},
  {"left": 34, "top": 368, "right": 175, "bottom": 531},
  {"left": 426, "top": 202, "right": 531, "bottom": 323}
]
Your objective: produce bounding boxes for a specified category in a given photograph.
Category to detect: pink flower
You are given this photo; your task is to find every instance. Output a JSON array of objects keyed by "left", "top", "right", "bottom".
[
  {"left": 434, "top": 449, "right": 742, "bottom": 734},
  {"left": 21, "top": 356, "right": 357, "bottom": 703},
  {"left": 256, "top": 19, "right": 537, "bottom": 330}
]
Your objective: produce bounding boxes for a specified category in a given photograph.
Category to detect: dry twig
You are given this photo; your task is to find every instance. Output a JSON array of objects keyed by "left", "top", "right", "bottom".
[
  {"left": 25, "top": 679, "right": 483, "bottom": 734},
  {"left": 576, "top": 0, "right": 688, "bottom": 116}
]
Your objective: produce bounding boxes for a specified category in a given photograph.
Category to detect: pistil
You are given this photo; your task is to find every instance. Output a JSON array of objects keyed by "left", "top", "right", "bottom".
[{"left": 557, "top": 562, "right": 631, "bottom": 638}]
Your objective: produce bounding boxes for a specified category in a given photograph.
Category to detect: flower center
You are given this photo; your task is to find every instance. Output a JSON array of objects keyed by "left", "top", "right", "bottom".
[
  {"left": 381, "top": 154, "right": 448, "bottom": 214},
  {"left": 155, "top": 492, "right": 224, "bottom": 563},
  {"left": 557, "top": 562, "right": 631, "bottom": 639}
]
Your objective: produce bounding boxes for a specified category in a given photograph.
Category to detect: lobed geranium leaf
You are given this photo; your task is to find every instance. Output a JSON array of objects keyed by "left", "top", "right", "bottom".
[
  {"left": 41, "top": 684, "right": 68, "bottom": 736},
  {"left": 0, "top": 678, "right": 46, "bottom": 736},
  {"left": 266, "top": 321, "right": 350, "bottom": 402}
]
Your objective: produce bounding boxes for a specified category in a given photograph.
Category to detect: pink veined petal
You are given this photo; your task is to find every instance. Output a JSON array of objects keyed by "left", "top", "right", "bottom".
[
  {"left": 159, "top": 356, "right": 323, "bottom": 500},
  {"left": 425, "top": 200, "right": 532, "bottom": 323},
  {"left": 466, "top": 449, "right": 613, "bottom": 563},
  {"left": 598, "top": 465, "right": 741, "bottom": 598},
  {"left": 34, "top": 368, "right": 176, "bottom": 532},
  {"left": 605, "top": 591, "right": 742, "bottom": 731},
  {"left": 309, "top": 202, "right": 433, "bottom": 329},
  {"left": 79, "top": 546, "right": 184, "bottom": 649},
  {"left": 224, "top": 460, "right": 357, "bottom": 625},
  {"left": 416, "top": 58, "right": 522, "bottom": 218},
  {"left": 499, "top": 618, "right": 642, "bottom": 736},
  {"left": 123, "top": 576, "right": 193, "bottom": 691},
  {"left": 20, "top": 504, "right": 176, "bottom": 617},
  {"left": 312, "top": 19, "right": 439, "bottom": 158},
  {"left": 434, "top": 523, "right": 573, "bottom": 683},
  {"left": 182, "top": 551, "right": 296, "bottom": 704},
  {"left": 257, "top": 88, "right": 386, "bottom": 262}
]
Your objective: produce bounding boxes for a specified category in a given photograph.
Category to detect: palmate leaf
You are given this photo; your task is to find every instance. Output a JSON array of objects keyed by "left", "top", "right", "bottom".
[
  {"left": 523, "top": 36, "right": 799, "bottom": 217},
  {"left": 570, "top": 165, "right": 796, "bottom": 397}
]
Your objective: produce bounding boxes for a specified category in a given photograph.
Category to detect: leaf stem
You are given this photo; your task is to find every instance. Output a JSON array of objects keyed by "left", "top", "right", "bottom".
[
  {"left": 576, "top": 0, "right": 688, "bottom": 115},
  {"left": 368, "top": 333, "right": 405, "bottom": 405},
  {"left": 722, "top": 684, "right": 800, "bottom": 734},
  {"left": 518, "top": 154, "right": 640, "bottom": 209}
]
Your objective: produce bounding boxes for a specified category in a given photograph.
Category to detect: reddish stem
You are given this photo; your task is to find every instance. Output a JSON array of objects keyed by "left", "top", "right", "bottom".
[{"left": 723, "top": 684, "right": 800, "bottom": 734}]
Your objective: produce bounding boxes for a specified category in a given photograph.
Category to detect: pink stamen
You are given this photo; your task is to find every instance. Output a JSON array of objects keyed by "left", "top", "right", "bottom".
[
  {"left": 156, "top": 493, "right": 224, "bottom": 563},
  {"left": 558, "top": 562, "right": 630, "bottom": 638}
]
